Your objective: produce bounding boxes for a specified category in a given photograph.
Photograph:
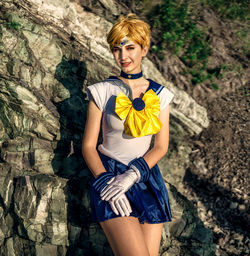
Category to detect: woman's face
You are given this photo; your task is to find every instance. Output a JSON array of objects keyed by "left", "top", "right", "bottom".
[{"left": 112, "top": 38, "right": 148, "bottom": 74}]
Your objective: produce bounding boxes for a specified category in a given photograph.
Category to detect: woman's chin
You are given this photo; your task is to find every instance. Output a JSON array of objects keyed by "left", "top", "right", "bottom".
[
  {"left": 121, "top": 67, "right": 141, "bottom": 74},
  {"left": 121, "top": 65, "right": 131, "bottom": 71}
]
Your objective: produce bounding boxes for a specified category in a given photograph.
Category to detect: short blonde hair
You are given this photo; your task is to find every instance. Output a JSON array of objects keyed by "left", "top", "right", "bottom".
[{"left": 107, "top": 14, "right": 151, "bottom": 51}]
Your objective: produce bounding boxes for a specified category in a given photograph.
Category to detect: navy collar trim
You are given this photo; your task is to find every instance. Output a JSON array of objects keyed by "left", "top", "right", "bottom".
[{"left": 105, "top": 76, "right": 164, "bottom": 95}]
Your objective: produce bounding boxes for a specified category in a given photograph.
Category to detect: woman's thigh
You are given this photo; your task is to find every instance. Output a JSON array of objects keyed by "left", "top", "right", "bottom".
[
  {"left": 140, "top": 222, "right": 163, "bottom": 256},
  {"left": 100, "top": 217, "right": 150, "bottom": 256}
]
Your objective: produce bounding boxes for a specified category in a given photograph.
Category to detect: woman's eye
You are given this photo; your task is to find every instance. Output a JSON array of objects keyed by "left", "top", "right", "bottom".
[{"left": 127, "top": 47, "right": 134, "bottom": 50}]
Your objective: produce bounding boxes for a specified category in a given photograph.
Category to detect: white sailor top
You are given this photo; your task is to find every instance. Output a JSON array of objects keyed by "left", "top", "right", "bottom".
[{"left": 87, "top": 76, "right": 174, "bottom": 165}]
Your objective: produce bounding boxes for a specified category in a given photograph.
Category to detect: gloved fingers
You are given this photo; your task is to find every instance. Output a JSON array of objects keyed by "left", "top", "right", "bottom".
[
  {"left": 119, "top": 198, "right": 130, "bottom": 217},
  {"left": 109, "top": 190, "right": 124, "bottom": 202},
  {"left": 109, "top": 194, "right": 132, "bottom": 217},
  {"left": 100, "top": 183, "right": 115, "bottom": 197},
  {"left": 109, "top": 200, "right": 119, "bottom": 215},
  {"left": 100, "top": 177, "right": 115, "bottom": 194},
  {"left": 100, "top": 185, "right": 110, "bottom": 198},
  {"left": 121, "top": 195, "right": 132, "bottom": 215},
  {"left": 106, "top": 177, "right": 115, "bottom": 185},
  {"left": 115, "top": 199, "right": 125, "bottom": 217},
  {"left": 101, "top": 186, "right": 123, "bottom": 201},
  {"left": 99, "top": 177, "right": 115, "bottom": 195},
  {"left": 103, "top": 187, "right": 123, "bottom": 201}
]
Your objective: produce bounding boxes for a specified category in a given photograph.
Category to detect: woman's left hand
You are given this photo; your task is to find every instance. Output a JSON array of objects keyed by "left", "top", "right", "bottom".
[{"left": 100, "top": 169, "right": 139, "bottom": 201}]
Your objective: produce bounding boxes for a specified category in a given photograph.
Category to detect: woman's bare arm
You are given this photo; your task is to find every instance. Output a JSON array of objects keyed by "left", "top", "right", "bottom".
[
  {"left": 82, "top": 100, "right": 107, "bottom": 178},
  {"left": 143, "top": 105, "right": 170, "bottom": 169}
]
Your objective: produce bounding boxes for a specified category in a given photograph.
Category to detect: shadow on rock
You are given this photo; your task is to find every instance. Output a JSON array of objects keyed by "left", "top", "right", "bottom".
[
  {"left": 184, "top": 169, "right": 250, "bottom": 240},
  {"left": 164, "top": 182, "right": 216, "bottom": 256},
  {"left": 52, "top": 56, "right": 88, "bottom": 179},
  {"left": 52, "top": 56, "right": 100, "bottom": 255}
]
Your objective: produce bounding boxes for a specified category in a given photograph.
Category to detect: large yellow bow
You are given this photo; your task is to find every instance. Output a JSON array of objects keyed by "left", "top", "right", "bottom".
[{"left": 115, "top": 89, "right": 162, "bottom": 137}]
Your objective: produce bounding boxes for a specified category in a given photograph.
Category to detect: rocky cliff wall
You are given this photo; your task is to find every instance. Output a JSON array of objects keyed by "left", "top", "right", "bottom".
[{"left": 0, "top": 0, "right": 215, "bottom": 255}]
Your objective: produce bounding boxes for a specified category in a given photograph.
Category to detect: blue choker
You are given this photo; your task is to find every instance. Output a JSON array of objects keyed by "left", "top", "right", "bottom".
[{"left": 120, "top": 71, "right": 143, "bottom": 79}]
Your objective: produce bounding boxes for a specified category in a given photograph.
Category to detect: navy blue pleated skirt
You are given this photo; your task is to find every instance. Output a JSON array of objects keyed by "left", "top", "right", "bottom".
[{"left": 89, "top": 152, "right": 172, "bottom": 224}]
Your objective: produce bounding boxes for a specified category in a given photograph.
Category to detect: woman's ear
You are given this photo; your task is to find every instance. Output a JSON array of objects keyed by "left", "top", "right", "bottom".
[{"left": 142, "top": 46, "right": 149, "bottom": 57}]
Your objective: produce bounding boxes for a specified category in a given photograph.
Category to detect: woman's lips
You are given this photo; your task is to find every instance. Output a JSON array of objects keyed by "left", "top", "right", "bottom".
[{"left": 121, "top": 62, "right": 131, "bottom": 67}]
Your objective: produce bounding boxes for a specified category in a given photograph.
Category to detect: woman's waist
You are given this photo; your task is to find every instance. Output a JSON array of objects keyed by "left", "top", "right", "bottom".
[
  {"left": 92, "top": 149, "right": 161, "bottom": 183},
  {"left": 98, "top": 143, "right": 150, "bottom": 165}
]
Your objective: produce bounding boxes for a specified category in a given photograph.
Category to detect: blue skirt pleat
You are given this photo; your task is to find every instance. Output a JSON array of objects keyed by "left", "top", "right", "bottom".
[{"left": 89, "top": 152, "right": 172, "bottom": 224}]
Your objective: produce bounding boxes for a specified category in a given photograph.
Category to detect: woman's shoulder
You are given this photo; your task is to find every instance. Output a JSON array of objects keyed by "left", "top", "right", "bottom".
[
  {"left": 87, "top": 78, "right": 120, "bottom": 111},
  {"left": 147, "top": 78, "right": 174, "bottom": 109},
  {"left": 87, "top": 77, "right": 120, "bottom": 91},
  {"left": 147, "top": 79, "right": 174, "bottom": 97}
]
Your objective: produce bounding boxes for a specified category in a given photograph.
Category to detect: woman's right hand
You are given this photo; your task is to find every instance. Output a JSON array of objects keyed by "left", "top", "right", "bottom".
[
  {"left": 92, "top": 172, "right": 132, "bottom": 217},
  {"left": 108, "top": 193, "right": 132, "bottom": 217}
]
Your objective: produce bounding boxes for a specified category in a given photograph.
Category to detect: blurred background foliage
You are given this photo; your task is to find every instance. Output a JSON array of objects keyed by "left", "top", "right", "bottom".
[{"left": 135, "top": 0, "right": 249, "bottom": 88}]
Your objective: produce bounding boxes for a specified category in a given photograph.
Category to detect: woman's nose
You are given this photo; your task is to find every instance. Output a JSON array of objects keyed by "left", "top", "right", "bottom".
[{"left": 120, "top": 48, "right": 128, "bottom": 60}]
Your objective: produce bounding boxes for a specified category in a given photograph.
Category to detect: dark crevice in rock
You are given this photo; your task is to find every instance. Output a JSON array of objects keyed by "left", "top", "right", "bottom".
[{"left": 10, "top": 177, "right": 29, "bottom": 240}]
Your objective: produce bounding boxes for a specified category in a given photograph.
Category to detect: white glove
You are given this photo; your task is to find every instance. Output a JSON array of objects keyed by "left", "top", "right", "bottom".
[
  {"left": 100, "top": 169, "right": 140, "bottom": 202},
  {"left": 108, "top": 193, "right": 132, "bottom": 217}
]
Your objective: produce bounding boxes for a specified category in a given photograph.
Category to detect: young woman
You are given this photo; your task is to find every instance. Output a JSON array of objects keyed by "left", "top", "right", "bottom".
[{"left": 82, "top": 14, "right": 174, "bottom": 256}]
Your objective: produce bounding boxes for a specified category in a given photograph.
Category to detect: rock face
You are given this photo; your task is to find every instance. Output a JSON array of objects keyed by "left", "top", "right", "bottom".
[{"left": 0, "top": 0, "right": 215, "bottom": 255}]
